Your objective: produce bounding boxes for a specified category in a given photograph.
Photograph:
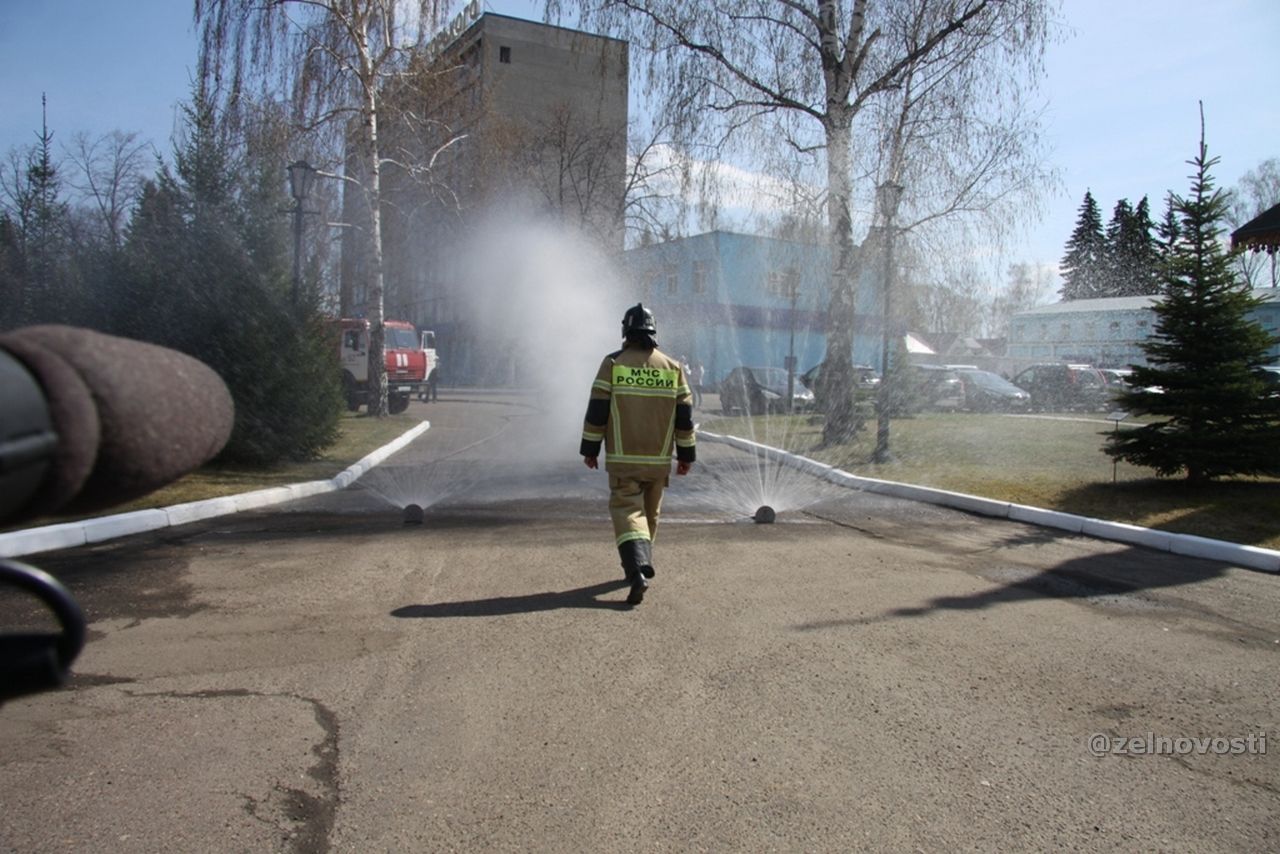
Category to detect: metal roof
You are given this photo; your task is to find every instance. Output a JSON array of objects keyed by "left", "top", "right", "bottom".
[
  {"left": 1017, "top": 290, "right": 1280, "bottom": 318},
  {"left": 1232, "top": 202, "right": 1280, "bottom": 253},
  {"left": 1017, "top": 296, "right": 1159, "bottom": 315}
]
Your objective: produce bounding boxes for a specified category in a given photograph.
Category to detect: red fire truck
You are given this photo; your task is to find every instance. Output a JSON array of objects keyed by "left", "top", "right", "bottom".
[{"left": 335, "top": 318, "right": 439, "bottom": 414}]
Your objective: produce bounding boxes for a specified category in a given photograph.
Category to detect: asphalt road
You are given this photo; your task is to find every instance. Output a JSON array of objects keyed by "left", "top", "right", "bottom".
[{"left": 1, "top": 392, "right": 1277, "bottom": 852}]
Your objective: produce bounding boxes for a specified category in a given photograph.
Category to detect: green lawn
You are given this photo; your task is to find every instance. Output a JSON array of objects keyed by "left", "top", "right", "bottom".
[{"left": 701, "top": 411, "right": 1280, "bottom": 550}]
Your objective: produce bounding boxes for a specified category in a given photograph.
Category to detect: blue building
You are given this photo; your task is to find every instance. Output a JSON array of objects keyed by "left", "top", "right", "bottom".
[
  {"left": 1008, "top": 290, "right": 1280, "bottom": 368},
  {"left": 619, "top": 230, "right": 885, "bottom": 385}
]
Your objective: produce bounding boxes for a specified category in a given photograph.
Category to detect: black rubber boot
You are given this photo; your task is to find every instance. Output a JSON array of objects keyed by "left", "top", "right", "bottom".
[
  {"left": 617, "top": 541, "right": 640, "bottom": 583},
  {"left": 618, "top": 540, "right": 648, "bottom": 606},
  {"left": 634, "top": 538, "right": 656, "bottom": 579}
]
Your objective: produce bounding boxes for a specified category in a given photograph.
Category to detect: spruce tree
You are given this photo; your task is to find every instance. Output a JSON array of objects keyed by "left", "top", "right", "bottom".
[
  {"left": 3, "top": 101, "right": 73, "bottom": 325},
  {"left": 1104, "top": 196, "right": 1160, "bottom": 297},
  {"left": 1060, "top": 190, "right": 1106, "bottom": 300},
  {"left": 1102, "top": 198, "right": 1133, "bottom": 297},
  {"left": 1155, "top": 191, "right": 1180, "bottom": 268},
  {"left": 0, "top": 213, "right": 27, "bottom": 328},
  {"left": 118, "top": 87, "right": 342, "bottom": 466},
  {"left": 1105, "top": 136, "right": 1280, "bottom": 482},
  {"left": 1125, "top": 195, "right": 1161, "bottom": 296}
]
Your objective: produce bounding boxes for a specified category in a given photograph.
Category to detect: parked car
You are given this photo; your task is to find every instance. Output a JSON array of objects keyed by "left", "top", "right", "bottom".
[
  {"left": 953, "top": 368, "right": 1031, "bottom": 412},
  {"left": 719, "top": 366, "right": 815, "bottom": 415},
  {"left": 799, "top": 362, "right": 880, "bottom": 391},
  {"left": 797, "top": 363, "right": 879, "bottom": 414},
  {"left": 1099, "top": 368, "right": 1134, "bottom": 388},
  {"left": 1011, "top": 363, "right": 1110, "bottom": 412},
  {"left": 910, "top": 365, "right": 966, "bottom": 411}
]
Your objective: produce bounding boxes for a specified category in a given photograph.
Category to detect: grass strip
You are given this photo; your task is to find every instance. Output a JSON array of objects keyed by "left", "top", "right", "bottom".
[
  {"left": 701, "top": 412, "right": 1280, "bottom": 551},
  {"left": 5, "top": 412, "right": 421, "bottom": 529}
]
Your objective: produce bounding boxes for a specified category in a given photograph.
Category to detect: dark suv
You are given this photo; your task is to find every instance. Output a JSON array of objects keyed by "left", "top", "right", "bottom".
[{"left": 1011, "top": 363, "right": 1110, "bottom": 412}]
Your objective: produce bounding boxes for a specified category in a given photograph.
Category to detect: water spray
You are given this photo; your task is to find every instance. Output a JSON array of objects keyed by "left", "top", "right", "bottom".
[
  {"left": 403, "top": 503, "right": 425, "bottom": 525},
  {"left": 753, "top": 505, "right": 776, "bottom": 524}
]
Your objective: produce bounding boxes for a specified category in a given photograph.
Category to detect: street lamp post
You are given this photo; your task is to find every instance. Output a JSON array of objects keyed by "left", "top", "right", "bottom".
[
  {"left": 287, "top": 159, "right": 317, "bottom": 305},
  {"left": 785, "top": 272, "right": 800, "bottom": 414},
  {"left": 873, "top": 180, "right": 904, "bottom": 464}
]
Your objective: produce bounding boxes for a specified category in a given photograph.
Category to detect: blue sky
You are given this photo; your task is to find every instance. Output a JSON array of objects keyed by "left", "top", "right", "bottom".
[{"left": 1, "top": 0, "right": 1276, "bottom": 283}]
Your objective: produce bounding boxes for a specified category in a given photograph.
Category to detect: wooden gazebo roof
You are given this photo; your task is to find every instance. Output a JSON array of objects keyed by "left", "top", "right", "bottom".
[{"left": 1232, "top": 202, "right": 1280, "bottom": 254}]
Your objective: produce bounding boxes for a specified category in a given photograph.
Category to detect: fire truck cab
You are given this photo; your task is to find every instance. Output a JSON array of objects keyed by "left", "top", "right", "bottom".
[{"left": 336, "top": 319, "right": 439, "bottom": 414}]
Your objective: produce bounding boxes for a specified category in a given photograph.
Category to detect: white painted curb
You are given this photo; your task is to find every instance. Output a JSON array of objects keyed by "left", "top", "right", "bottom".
[
  {"left": 0, "top": 420, "right": 432, "bottom": 559},
  {"left": 698, "top": 430, "right": 1280, "bottom": 574}
]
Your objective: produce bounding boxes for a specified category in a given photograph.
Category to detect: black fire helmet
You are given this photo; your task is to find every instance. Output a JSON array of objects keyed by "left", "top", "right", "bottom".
[{"left": 621, "top": 303, "right": 657, "bottom": 337}]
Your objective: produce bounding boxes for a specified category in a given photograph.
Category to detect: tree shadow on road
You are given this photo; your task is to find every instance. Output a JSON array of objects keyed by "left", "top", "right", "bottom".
[
  {"left": 391, "top": 579, "right": 634, "bottom": 618},
  {"left": 794, "top": 545, "right": 1250, "bottom": 632}
]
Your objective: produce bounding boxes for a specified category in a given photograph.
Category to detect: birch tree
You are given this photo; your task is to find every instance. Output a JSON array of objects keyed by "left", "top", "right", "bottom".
[
  {"left": 864, "top": 5, "right": 1054, "bottom": 272},
  {"left": 548, "top": 0, "right": 1055, "bottom": 442},
  {"left": 64, "top": 131, "right": 155, "bottom": 251},
  {"left": 195, "top": 0, "right": 454, "bottom": 416}
]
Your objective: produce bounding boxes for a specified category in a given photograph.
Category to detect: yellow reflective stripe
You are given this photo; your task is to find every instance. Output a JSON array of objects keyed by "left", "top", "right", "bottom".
[
  {"left": 582, "top": 430, "right": 604, "bottom": 441},
  {"left": 609, "top": 396, "right": 624, "bottom": 455},
  {"left": 660, "top": 417, "right": 675, "bottom": 459},
  {"left": 592, "top": 379, "right": 612, "bottom": 393},
  {"left": 676, "top": 384, "right": 691, "bottom": 396},
  {"left": 611, "top": 365, "right": 679, "bottom": 390},
  {"left": 616, "top": 531, "right": 651, "bottom": 546},
  {"left": 613, "top": 387, "right": 679, "bottom": 399},
  {"left": 675, "top": 436, "right": 696, "bottom": 447},
  {"left": 606, "top": 452, "right": 672, "bottom": 465}
]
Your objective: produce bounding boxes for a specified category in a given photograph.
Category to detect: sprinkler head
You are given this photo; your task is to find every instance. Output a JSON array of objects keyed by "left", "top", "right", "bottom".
[
  {"left": 753, "top": 505, "right": 776, "bottom": 524},
  {"left": 403, "top": 503, "right": 425, "bottom": 525}
]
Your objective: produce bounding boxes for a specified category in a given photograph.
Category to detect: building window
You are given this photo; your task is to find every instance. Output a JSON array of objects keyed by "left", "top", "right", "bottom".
[
  {"left": 765, "top": 268, "right": 800, "bottom": 298},
  {"left": 692, "top": 261, "right": 707, "bottom": 294},
  {"left": 499, "top": 46, "right": 512, "bottom": 63}
]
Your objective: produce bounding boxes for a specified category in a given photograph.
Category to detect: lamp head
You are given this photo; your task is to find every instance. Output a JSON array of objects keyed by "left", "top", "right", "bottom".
[{"left": 287, "top": 160, "right": 316, "bottom": 202}]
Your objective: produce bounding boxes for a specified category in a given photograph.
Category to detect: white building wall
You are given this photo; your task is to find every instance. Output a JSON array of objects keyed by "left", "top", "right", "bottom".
[{"left": 1008, "top": 291, "right": 1280, "bottom": 369}]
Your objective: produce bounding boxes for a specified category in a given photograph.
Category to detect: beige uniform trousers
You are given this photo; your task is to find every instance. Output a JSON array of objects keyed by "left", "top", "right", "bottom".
[{"left": 608, "top": 472, "right": 669, "bottom": 547}]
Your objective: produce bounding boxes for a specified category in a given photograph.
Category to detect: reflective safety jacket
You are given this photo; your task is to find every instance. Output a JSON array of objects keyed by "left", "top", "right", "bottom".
[{"left": 580, "top": 344, "right": 696, "bottom": 476}]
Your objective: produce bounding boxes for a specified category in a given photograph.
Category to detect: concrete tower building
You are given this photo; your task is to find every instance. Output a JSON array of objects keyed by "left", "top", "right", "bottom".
[{"left": 340, "top": 12, "right": 629, "bottom": 382}]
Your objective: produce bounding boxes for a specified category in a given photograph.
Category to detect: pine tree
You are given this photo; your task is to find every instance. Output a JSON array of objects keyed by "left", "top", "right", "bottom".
[
  {"left": 1060, "top": 190, "right": 1106, "bottom": 300},
  {"left": 1105, "top": 135, "right": 1280, "bottom": 482}
]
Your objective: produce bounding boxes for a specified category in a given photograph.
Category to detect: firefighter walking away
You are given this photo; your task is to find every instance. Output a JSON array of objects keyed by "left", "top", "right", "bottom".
[{"left": 581, "top": 304, "right": 696, "bottom": 606}]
